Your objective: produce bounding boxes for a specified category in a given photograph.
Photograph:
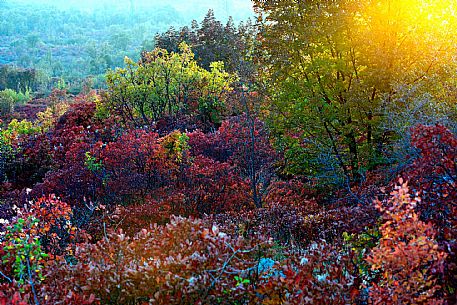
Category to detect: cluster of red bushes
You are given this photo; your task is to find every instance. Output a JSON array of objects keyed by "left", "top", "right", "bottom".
[
  {"left": 1, "top": 92, "right": 456, "bottom": 304},
  {"left": 0, "top": 183, "right": 450, "bottom": 304}
]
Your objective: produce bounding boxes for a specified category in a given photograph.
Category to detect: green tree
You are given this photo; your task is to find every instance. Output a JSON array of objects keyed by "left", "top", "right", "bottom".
[
  {"left": 254, "top": 0, "right": 457, "bottom": 185},
  {"left": 0, "top": 88, "right": 30, "bottom": 116},
  {"left": 26, "top": 32, "right": 41, "bottom": 49},
  {"left": 109, "top": 31, "right": 132, "bottom": 52},
  {"left": 0, "top": 89, "right": 15, "bottom": 116},
  {"left": 105, "top": 42, "right": 236, "bottom": 126},
  {"left": 154, "top": 11, "right": 257, "bottom": 81}
]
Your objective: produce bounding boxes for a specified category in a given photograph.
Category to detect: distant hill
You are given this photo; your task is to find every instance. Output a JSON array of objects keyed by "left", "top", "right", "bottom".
[{"left": 0, "top": 0, "right": 253, "bottom": 92}]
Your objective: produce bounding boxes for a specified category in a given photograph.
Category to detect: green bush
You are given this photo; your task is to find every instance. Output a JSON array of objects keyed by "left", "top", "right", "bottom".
[{"left": 0, "top": 88, "right": 31, "bottom": 116}]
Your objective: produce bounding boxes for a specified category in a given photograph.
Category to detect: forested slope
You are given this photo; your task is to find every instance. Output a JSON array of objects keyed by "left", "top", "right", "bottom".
[{"left": 0, "top": 0, "right": 456, "bottom": 304}]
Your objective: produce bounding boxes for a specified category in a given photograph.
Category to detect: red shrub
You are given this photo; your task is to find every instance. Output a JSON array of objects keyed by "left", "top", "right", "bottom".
[
  {"left": 264, "top": 179, "right": 318, "bottom": 210},
  {"left": 171, "top": 156, "right": 253, "bottom": 216},
  {"left": 402, "top": 124, "right": 457, "bottom": 302},
  {"left": 366, "top": 180, "right": 447, "bottom": 304},
  {"left": 188, "top": 116, "right": 277, "bottom": 178},
  {"left": 0, "top": 285, "right": 29, "bottom": 305},
  {"left": 209, "top": 200, "right": 377, "bottom": 249},
  {"left": 406, "top": 124, "right": 457, "bottom": 238},
  {"left": 256, "top": 243, "right": 358, "bottom": 305},
  {"left": 94, "top": 130, "right": 169, "bottom": 202},
  {"left": 41, "top": 217, "right": 271, "bottom": 304},
  {"left": 106, "top": 197, "right": 173, "bottom": 236},
  {"left": 22, "top": 195, "right": 74, "bottom": 256}
]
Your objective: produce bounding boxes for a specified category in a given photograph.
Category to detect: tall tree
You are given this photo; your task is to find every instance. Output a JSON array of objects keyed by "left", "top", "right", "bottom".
[
  {"left": 254, "top": 0, "right": 457, "bottom": 185},
  {"left": 196, "top": 9, "right": 225, "bottom": 69},
  {"left": 154, "top": 11, "right": 257, "bottom": 81}
]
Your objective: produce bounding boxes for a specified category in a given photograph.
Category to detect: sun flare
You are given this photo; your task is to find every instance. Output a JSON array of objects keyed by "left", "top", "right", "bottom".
[
  {"left": 362, "top": 0, "right": 457, "bottom": 38},
  {"left": 351, "top": 0, "right": 457, "bottom": 77}
]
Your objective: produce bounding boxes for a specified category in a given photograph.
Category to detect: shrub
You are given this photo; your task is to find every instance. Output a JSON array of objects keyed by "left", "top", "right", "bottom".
[
  {"left": 41, "top": 217, "right": 271, "bottom": 304},
  {"left": 0, "top": 90, "right": 15, "bottom": 116},
  {"left": 0, "top": 89, "right": 31, "bottom": 117},
  {"left": 256, "top": 243, "right": 358, "bottom": 305},
  {"left": 366, "top": 180, "right": 447, "bottom": 304},
  {"left": 403, "top": 124, "right": 457, "bottom": 302}
]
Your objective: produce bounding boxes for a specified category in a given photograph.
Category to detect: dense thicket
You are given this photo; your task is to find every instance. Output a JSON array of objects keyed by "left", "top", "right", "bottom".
[{"left": 0, "top": 1, "right": 456, "bottom": 304}]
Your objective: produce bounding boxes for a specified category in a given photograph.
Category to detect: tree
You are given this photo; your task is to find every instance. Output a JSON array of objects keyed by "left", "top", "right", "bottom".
[
  {"left": 109, "top": 31, "right": 131, "bottom": 52},
  {"left": 0, "top": 66, "right": 39, "bottom": 92},
  {"left": 192, "top": 10, "right": 222, "bottom": 69},
  {"left": 404, "top": 125, "right": 457, "bottom": 302},
  {"left": 0, "top": 89, "right": 15, "bottom": 116},
  {"left": 105, "top": 43, "right": 236, "bottom": 126},
  {"left": 154, "top": 27, "right": 180, "bottom": 53},
  {"left": 154, "top": 11, "right": 257, "bottom": 81},
  {"left": 253, "top": 0, "right": 457, "bottom": 185},
  {"left": 26, "top": 33, "right": 40, "bottom": 49}
]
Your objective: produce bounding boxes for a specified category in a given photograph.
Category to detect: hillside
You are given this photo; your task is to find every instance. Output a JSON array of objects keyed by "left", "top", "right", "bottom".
[
  {"left": 0, "top": 0, "right": 456, "bottom": 304},
  {"left": 0, "top": 0, "right": 253, "bottom": 91}
]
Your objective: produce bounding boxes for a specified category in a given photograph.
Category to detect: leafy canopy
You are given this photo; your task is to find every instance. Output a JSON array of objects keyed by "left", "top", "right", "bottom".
[
  {"left": 254, "top": 0, "right": 457, "bottom": 184},
  {"left": 105, "top": 42, "right": 237, "bottom": 126}
]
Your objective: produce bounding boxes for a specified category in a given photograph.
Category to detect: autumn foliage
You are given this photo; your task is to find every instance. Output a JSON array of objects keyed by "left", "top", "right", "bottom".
[
  {"left": 1, "top": 89, "right": 456, "bottom": 304},
  {"left": 367, "top": 181, "right": 446, "bottom": 304},
  {"left": 1, "top": 4, "right": 456, "bottom": 302}
]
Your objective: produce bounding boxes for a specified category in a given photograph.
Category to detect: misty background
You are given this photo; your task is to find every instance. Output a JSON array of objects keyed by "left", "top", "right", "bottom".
[{"left": 0, "top": 0, "right": 254, "bottom": 91}]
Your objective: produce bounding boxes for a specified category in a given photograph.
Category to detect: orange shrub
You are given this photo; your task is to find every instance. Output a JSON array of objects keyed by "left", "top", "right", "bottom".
[{"left": 366, "top": 180, "right": 447, "bottom": 304}]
